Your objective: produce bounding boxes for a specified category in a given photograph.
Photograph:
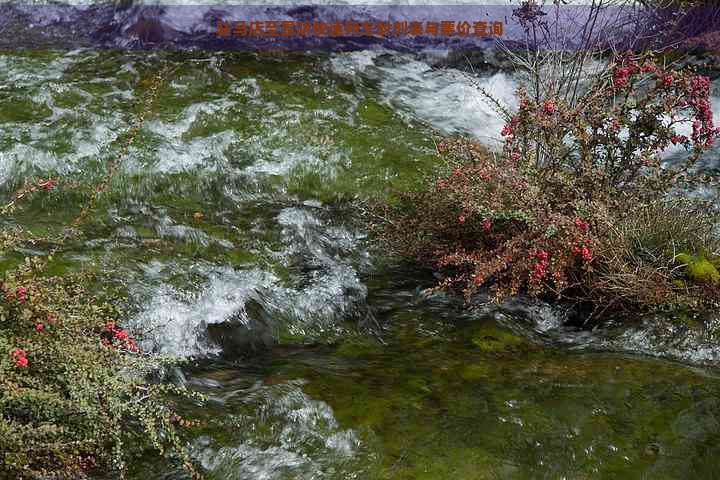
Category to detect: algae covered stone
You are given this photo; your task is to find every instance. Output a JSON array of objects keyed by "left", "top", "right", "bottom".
[{"left": 470, "top": 323, "right": 526, "bottom": 353}]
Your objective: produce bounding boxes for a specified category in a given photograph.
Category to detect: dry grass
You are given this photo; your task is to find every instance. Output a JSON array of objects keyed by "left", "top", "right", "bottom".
[{"left": 590, "top": 199, "right": 720, "bottom": 311}]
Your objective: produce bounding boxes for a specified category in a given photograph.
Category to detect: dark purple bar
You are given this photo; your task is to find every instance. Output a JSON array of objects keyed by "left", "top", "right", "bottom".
[{"left": 0, "top": 4, "right": 717, "bottom": 50}]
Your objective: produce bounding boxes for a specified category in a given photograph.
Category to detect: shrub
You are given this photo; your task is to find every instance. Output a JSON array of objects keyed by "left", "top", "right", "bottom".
[
  {"left": 0, "top": 256, "right": 203, "bottom": 479},
  {"left": 502, "top": 55, "right": 719, "bottom": 198},
  {"left": 371, "top": 138, "right": 597, "bottom": 302},
  {"left": 371, "top": 54, "right": 720, "bottom": 317}
]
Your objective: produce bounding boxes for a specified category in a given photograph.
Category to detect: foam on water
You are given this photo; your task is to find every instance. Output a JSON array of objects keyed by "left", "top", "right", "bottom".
[
  {"left": 330, "top": 50, "right": 519, "bottom": 147},
  {"left": 274, "top": 206, "right": 368, "bottom": 339},
  {"left": 0, "top": 53, "right": 134, "bottom": 183},
  {"left": 130, "top": 265, "right": 278, "bottom": 357},
  {"left": 125, "top": 204, "right": 368, "bottom": 357},
  {"left": 483, "top": 297, "right": 720, "bottom": 366},
  {"left": 194, "top": 381, "right": 364, "bottom": 480}
]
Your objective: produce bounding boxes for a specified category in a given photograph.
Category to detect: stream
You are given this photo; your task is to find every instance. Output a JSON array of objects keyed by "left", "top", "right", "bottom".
[{"left": 2, "top": 25, "right": 720, "bottom": 479}]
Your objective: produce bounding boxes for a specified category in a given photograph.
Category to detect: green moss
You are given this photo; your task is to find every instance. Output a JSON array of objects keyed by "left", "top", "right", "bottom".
[
  {"left": 0, "top": 97, "right": 53, "bottom": 123},
  {"left": 406, "top": 376, "right": 433, "bottom": 394},
  {"left": 225, "top": 248, "right": 258, "bottom": 266},
  {"left": 470, "top": 324, "right": 526, "bottom": 352},
  {"left": 335, "top": 337, "right": 383, "bottom": 359},
  {"left": 51, "top": 90, "right": 87, "bottom": 109},
  {"left": 676, "top": 253, "right": 720, "bottom": 285},
  {"left": 357, "top": 98, "right": 394, "bottom": 127},
  {"left": 460, "top": 364, "right": 490, "bottom": 381},
  {"left": 41, "top": 254, "right": 88, "bottom": 277},
  {"left": 671, "top": 307, "right": 700, "bottom": 327}
]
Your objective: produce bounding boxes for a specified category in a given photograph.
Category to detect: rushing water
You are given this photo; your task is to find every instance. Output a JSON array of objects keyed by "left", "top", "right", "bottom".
[{"left": 2, "top": 42, "right": 720, "bottom": 479}]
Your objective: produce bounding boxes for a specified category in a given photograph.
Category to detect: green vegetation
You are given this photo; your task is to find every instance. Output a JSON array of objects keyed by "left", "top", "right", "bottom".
[
  {"left": 372, "top": 55, "right": 720, "bottom": 318},
  {"left": 677, "top": 253, "right": 720, "bottom": 285},
  {"left": 0, "top": 261, "right": 202, "bottom": 479}
]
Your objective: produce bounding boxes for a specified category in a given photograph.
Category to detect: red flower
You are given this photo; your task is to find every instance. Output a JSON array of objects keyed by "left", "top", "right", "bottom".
[
  {"left": 501, "top": 124, "right": 513, "bottom": 136},
  {"left": 38, "top": 178, "right": 56, "bottom": 191},
  {"left": 641, "top": 61, "right": 657, "bottom": 73},
  {"left": 35, "top": 323, "right": 45, "bottom": 332},
  {"left": 662, "top": 74, "right": 675, "bottom": 87},
  {"left": 613, "top": 67, "right": 631, "bottom": 89},
  {"left": 458, "top": 214, "right": 466, "bottom": 225},
  {"left": 481, "top": 218, "right": 492, "bottom": 231},
  {"left": 574, "top": 217, "right": 589, "bottom": 232},
  {"left": 529, "top": 250, "right": 550, "bottom": 282},
  {"left": 114, "top": 329, "right": 129, "bottom": 341},
  {"left": 575, "top": 246, "right": 593, "bottom": 261},
  {"left": 689, "top": 75, "right": 710, "bottom": 97},
  {"left": 11, "top": 348, "right": 28, "bottom": 369},
  {"left": 543, "top": 100, "right": 557, "bottom": 114},
  {"left": 531, "top": 262, "right": 547, "bottom": 282},
  {"left": 671, "top": 135, "right": 687, "bottom": 145},
  {"left": 15, "top": 287, "right": 27, "bottom": 304},
  {"left": 474, "top": 275, "right": 483, "bottom": 286},
  {"left": 105, "top": 321, "right": 116, "bottom": 332}
]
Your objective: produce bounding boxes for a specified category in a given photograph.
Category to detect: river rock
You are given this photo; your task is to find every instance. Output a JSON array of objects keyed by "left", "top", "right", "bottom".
[{"left": 206, "top": 298, "right": 275, "bottom": 357}]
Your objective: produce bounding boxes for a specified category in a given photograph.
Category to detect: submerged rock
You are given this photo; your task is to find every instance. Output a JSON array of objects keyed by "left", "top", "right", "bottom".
[
  {"left": 206, "top": 298, "right": 275, "bottom": 357},
  {"left": 470, "top": 323, "right": 528, "bottom": 353},
  {"left": 462, "top": 289, "right": 720, "bottom": 366},
  {"left": 429, "top": 48, "right": 516, "bottom": 74}
]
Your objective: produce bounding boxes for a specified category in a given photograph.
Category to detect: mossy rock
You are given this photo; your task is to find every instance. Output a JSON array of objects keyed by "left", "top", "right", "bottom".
[
  {"left": 676, "top": 253, "right": 720, "bottom": 286},
  {"left": 470, "top": 324, "right": 526, "bottom": 353},
  {"left": 335, "top": 338, "right": 383, "bottom": 359}
]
